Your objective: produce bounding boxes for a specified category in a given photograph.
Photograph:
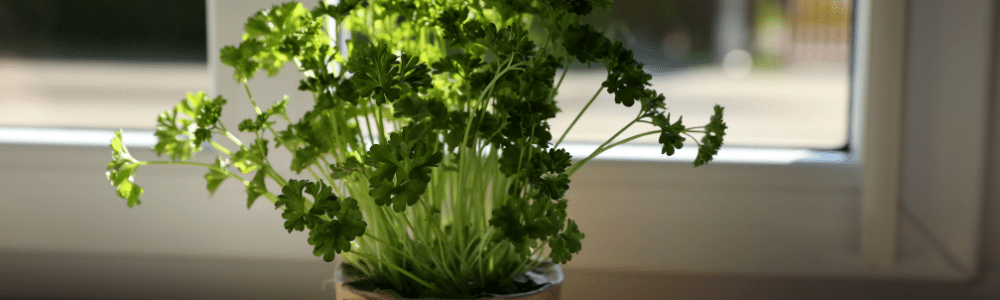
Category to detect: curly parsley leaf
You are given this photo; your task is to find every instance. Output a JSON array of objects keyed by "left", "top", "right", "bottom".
[
  {"left": 329, "top": 156, "right": 365, "bottom": 179},
  {"left": 153, "top": 92, "right": 227, "bottom": 161},
  {"left": 220, "top": 2, "right": 330, "bottom": 82},
  {"left": 346, "top": 43, "right": 400, "bottom": 105},
  {"left": 490, "top": 198, "right": 570, "bottom": 255},
  {"left": 246, "top": 166, "right": 270, "bottom": 209},
  {"left": 366, "top": 123, "right": 443, "bottom": 212},
  {"left": 652, "top": 113, "right": 686, "bottom": 156},
  {"left": 346, "top": 43, "right": 433, "bottom": 105},
  {"left": 275, "top": 179, "right": 366, "bottom": 262},
  {"left": 549, "top": 219, "right": 584, "bottom": 264},
  {"left": 309, "top": 196, "right": 366, "bottom": 261},
  {"left": 204, "top": 157, "right": 231, "bottom": 197},
  {"left": 694, "top": 105, "right": 727, "bottom": 166},
  {"left": 106, "top": 131, "right": 144, "bottom": 208}
]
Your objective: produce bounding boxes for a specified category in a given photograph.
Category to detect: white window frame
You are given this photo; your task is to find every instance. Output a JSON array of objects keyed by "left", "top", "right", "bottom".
[{"left": 0, "top": 1, "right": 994, "bottom": 296}]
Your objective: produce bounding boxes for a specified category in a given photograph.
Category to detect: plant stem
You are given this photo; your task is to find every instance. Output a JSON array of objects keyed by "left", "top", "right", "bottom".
[
  {"left": 348, "top": 250, "right": 442, "bottom": 292},
  {"left": 554, "top": 86, "right": 604, "bottom": 148},
  {"left": 209, "top": 140, "right": 231, "bottom": 155},
  {"left": 681, "top": 131, "right": 703, "bottom": 147},
  {"left": 566, "top": 129, "right": 660, "bottom": 176},
  {"left": 242, "top": 82, "right": 263, "bottom": 115},
  {"left": 214, "top": 121, "right": 243, "bottom": 147},
  {"left": 548, "top": 57, "right": 571, "bottom": 101},
  {"left": 140, "top": 160, "right": 280, "bottom": 203}
]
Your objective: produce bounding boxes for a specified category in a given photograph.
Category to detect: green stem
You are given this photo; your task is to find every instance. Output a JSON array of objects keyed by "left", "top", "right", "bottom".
[
  {"left": 374, "top": 102, "right": 387, "bottom": 144},
  {"left": 347, "top": 250, "right": 442, "bottom": 292},
  {"left": 140, "top": 160, "right": 280, "bottom": 204},
  {"left": 548, "top": 58, "right": 571, "bottom": 101},
  {"left": 554, "top": 86, "right": 604, "bottom": 148},
  {"left": 362, "top": 108, "right": 377, "bottom": 146},
  {"left": 141, "top": 160, "right": 244, "bottom": 183},
  {"left": 215, "top": 121, "right": 243, "bottom": 147},
  {"left": 505, "top": 239, "right": 549, "bottom": 283},
  {"left": 566, "top": 129, "right": 660, "bottom": 176},
  {"left": 242, "top": 82, "right": 263, "bottom": 115},
  {"left": 209, "top": 140, "right": 231, "bottom": 155},
  {"left": 682, "top": 131, "right": 703, "bottom": 147}
]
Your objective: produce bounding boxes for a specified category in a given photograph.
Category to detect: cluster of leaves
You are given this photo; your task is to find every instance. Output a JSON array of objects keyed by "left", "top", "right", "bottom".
[
  {"left": 152, "top": 92, "right": 227, "bottom": 161},
  {"left": 106, "top": 131, "right": 144, "bottom": 207},
  {"left": 367, "top": 123, "right": 444, "bottom": 212},
  {"left": 275, "top": 179, "right": 367, "bottom": 262}
]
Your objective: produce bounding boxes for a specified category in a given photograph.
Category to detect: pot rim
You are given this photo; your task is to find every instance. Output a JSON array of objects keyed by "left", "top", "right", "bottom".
[{"left": 333, "top": 258, "right": 563, "bottom": 300}]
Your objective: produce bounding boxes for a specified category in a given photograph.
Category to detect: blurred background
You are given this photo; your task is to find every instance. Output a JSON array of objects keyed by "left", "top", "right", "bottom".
[
  {"left": 3, "top": 0, "right": 1000, "bottom": 299},
  {"left": 0, "top": 0, "right": 852, "bottom": 149},
  {"left": 555, "top": 0, "right": 851, "bottom": 149}
]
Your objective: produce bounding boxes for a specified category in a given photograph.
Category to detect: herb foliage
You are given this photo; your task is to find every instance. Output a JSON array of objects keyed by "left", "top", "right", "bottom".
[{"left": 106, "top": 0, "right": 726, "bottom": 298}]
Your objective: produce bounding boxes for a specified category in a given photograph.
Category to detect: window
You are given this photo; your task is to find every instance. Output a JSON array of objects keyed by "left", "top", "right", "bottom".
[
  {"left": 0, "top": 0, "right": 208, "bottom": 130},
  {"left": 553, "top": 0, "right": 852, "bottom": 150}
]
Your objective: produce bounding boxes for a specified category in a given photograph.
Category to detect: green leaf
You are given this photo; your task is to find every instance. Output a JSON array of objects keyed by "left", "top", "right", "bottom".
[
  {"left": 308, "top": 196, "right": 367, "bottom": 261},
  {"left": 275, "top": 179, "right": 312, "bottom": 232},
  {"left": 275, "top": 179, "right": 365, "bottom": 262},
  {"left": 222, "top": 2, "right": 330, "bottom": 81},
  {"left": 153, "top": 92, "right": 227, "bottom": 161},
  {"left": 291, "top": 146, "right": 322, "bottom": 174},
  {"left": 549, "top": 219, "right": 584, "bottom": 264},
  {"left": 246, "top": 166, "right": 269, "bottom": 209},
  {"left": 312, "top": 0, "right": 362, "bottom": 21},
  {"left": 231, "top": 139, "right": 268, "bottom": 174},
  {"left": 205, "top": 157, "right": 230, "bottom": 197},
  {"left": 366, "top": 123, "right": 443, "bottom": 212},
  {"left": 329, "top": 156, "right": 365, "bottom": 179},
  {"left": 106, "top": 131, "right": 144, "bottom": 208},
  {"left": 655, "top": 113, "right": 686, "bottom": 156},
  {"left": 694, "top": 105, "right": 727, "bottom": 167},
  {"left": 347, "top": 43, "right": 399, "bottom": 104}
]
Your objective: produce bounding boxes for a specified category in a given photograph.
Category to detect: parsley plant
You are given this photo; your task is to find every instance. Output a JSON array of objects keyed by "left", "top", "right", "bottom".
[{"left": 106, "top": 0, "right": 726, "bottom": 298}]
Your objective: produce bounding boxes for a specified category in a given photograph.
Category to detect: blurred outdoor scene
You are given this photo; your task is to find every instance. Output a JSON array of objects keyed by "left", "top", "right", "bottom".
[
  {"left": 0, "top": 0, "right": 210, "bottom": 130},
  {"left": 555, "top": 0, "right": 852, "bottom": 149},
  {"left": 0, "top": 0, "right": 852, "bottom": 149}
]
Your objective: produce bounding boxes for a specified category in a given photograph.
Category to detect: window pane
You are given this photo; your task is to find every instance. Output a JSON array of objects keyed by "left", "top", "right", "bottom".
[
  {"left": 553, "top": 0, "right": 852, "bottom": 149},
  {"left": 0, "top": 0, "right": 208, "bottom": 129}
]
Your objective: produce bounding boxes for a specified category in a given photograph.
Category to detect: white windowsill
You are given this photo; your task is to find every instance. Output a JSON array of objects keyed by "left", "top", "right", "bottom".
[{"left": 0, "top": 126, "right": 852, "bottom": 166}]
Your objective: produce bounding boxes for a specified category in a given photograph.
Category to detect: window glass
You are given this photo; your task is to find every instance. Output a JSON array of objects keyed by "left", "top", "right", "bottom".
[
  {"left": 0, "top": 0, "right": 208, "bottom": 129},
  {"left": 553, "top": 0, "right": 852, "bottom": 149},
  {"left": 0, "top": 0, "right": 852, "bottom": 150}
]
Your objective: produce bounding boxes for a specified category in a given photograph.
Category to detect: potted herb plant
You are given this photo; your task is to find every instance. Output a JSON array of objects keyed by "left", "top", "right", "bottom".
[{"left": 105, "top": 0, "right": 726, "bottom": 299}]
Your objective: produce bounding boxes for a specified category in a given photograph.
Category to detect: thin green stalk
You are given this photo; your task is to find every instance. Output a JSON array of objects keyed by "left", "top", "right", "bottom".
[
  {"left": 140, "top": 160, "right": 280, "bottom": 203},
  {"left": 363, "top": 233, "right": 437, "bottom": 272},
  {"left": 214, "top": 121, "right": 243, "bottom": 147},
  {"left": 506, "top": 239, "right": 549, "bottom": 283},
  {"left": 681, "top": 131, "right": 703, "bottom": 147},
  {"left": 209, "top": 140, "right": 231, "bottom": 155},
  {"left": 555, "top": 86, "right": 604, "bottom": 148},
  {"left": 548, "top": 58, "right": 571, "bottom": 101},
  {"left": 242, "top": 82, "right": 263, "bottom": 115},
  {"left": 374, "top": 102, "right": 387, "bottom": 144},
  {"left": 567, "top": 129, "right": 660, "bottom": 176},
  {"left": 362, "top": 108, "right": 378, "bottom": 146},
  {"left": 348, "top": 250, "right": 443, "bottom": 293},
  {"left": 353, "top": 114, "right": 369, "bottom": 151},
  {"left": 141, "top": 161, "right": 246, "bottom": 184}
]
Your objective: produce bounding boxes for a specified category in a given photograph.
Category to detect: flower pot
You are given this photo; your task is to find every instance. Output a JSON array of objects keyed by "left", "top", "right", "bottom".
[{"left": 333, "top": 259, "right": 563, "bottom": 300}]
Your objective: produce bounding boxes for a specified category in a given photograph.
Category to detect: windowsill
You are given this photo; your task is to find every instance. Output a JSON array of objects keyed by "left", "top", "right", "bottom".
[{"left": 0, "top": 126, "right": 853, "bottom": 167}]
